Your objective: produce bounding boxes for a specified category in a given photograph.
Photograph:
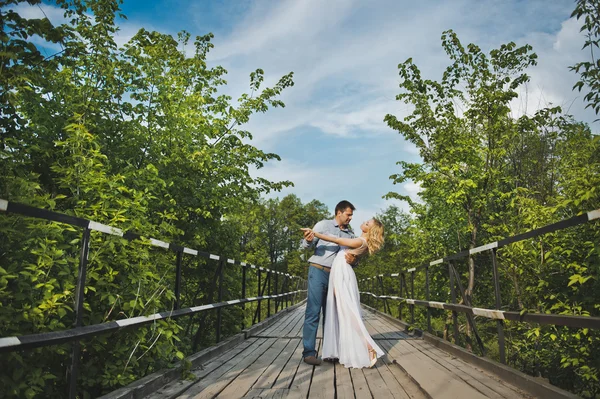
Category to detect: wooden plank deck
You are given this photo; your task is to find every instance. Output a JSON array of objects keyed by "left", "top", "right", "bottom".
[{"left": 147, "top": 305, "right": 533, "bottom": 399}]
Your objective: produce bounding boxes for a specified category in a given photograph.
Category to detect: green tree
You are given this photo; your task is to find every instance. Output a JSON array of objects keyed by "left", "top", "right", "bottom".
[
  {"left": 384, "top": 29, "right": 600, "bottom": 397},
  {"left": 385, "top": 30, "right": 541, "bottom": 313},
  {"left": 571, "top": 0, "right": 600, "bottom": 115},
  {"left": 0, "top": 0, "right": 296, "bottom": 397}
]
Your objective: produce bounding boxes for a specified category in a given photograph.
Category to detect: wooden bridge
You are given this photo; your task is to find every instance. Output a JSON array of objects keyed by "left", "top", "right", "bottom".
[
  {"left": 104, "top": 302, "right": 575, "bottom": 399},
  {"left": 2, "top": 200, "right": 597, "bottom": 399}
]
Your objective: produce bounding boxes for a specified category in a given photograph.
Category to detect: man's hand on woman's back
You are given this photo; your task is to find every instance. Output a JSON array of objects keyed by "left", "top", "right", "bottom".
[{"left": 345, "top": 253, "right": 357, "bottom": 265}]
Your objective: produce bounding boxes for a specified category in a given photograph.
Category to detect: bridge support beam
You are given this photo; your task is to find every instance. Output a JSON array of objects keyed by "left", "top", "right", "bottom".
[
  {"left": 68, "top": 227, "right": 91, "bottom": 399},
  {"left": 491, "top": 248, "right": 506, "bottom": 364}
]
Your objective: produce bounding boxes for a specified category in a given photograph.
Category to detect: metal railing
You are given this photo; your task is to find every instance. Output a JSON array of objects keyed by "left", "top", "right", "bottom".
[
  {"left": 359, "top": 208, "right": 600, "bottom": 364},
  {"left": 0, "top": 199, "right": 307, "bottom": 398}
]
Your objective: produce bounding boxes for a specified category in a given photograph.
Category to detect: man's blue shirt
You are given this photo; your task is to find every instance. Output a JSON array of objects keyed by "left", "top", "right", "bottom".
[{"left": 301, "top": 219, "right": 355, "bottom": 268}]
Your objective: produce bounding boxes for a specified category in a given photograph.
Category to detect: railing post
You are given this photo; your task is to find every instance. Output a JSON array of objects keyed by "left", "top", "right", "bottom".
[
  {"left": 491, "top": 248, "right": 506, "bottom": 364},
  {"left": 285, "top": 275, "right": 289, "bottom": 308},
  {"left": 360, "top": 280, "right": 364, "bottom": 304},
  {"left": 275, "top": 272, "right": 279, "bottom": 313},
  {"left": 359, "top": 280, "right": 362, "bottom": 304},
  {"left": 376, "top": 276, "right": 380, "bottom": 309},
  {"left": 286, "top": 275, "right": 290, "bottom": 308},
  {"left": 294, "top": 278, "right": 298, "bottom": 305},
  {"left": 292, "top": 277, "right": 298, "bottom": 305},
  {"left": 279, "top": 273, "right": 283, "bottom": 310},
  {"left": 410, "top": 270, "right": 415, "bottom": 324},
  {"left": 378, "top": 276, "right": 391, "bottom": 314},
  {"left": 241, "top": 264, "right": 247, "bottom": 330},
  {"left": 372, "top": 279, "right": 376, "bottom": 310},
  {"left": 267, "top": 270, "right": 271, "bottom": 318},
  {"left": 68, "top": 227, "right": 91, "bottom": 399},
  {"left": 304, "top": 279, "right": 307, "bottom": 301},
  {"left": 174, "top": 250, "right": 183, "bottom": 310},
  {"left": 449, "top": 261, "right": 459, "bottom": 344},
  {"left": 426, "top": 266, "right": 431, "bottom": 333},
  {"left": 216, "top": 258, "right": 224, "bottom": 343},
  {"left": 399, "top": 274, "right": 403, "bottom": 320},
  {"left": 257, "top": 268, "right": 262, "bottom": 323}
]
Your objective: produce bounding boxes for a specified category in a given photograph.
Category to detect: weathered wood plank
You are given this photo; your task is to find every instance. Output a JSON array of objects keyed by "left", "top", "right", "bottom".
[
  {"left": 316, "top": 317, "right": 323, "bottom": 339},
  {"left": 142, "top": 303, "right": 553, "bottom": 399},
  {"left": 260, "top": 310, "right": 300, "bottom": 336},
  {"left": 372, "top": 362, "right": 412, "bottom": 399},
  {"left": 376, "top": 339, "right": 429, "bottom": 399},
  {"left": 363, "top": 363, "right": 396, "bottom": 398},
  {"left": 349, "top": 369, "right": 371, "bottom": 399},
  {"left": 254, "top": 339, "right": 300, "bottom": 389},
  {"left": 178, "top": 338, "right": 276, "bottom": 399},
  {"left": 146, "top": 338, "right": 258, "bottom": 399},
  {"left": 269, "top": 308, "right": 302, "bottom": 338},
  {"left": 287, "top": 339, "right": 321, "bottom": 399},
  {"left": 292, "top": 313, "right": 305, "bottom": 338},
  {"left": 242, "top": 388, "right": 288, "bottom": 399},
  {"left": 216, "top": 338, "right": 291, "bottom": 398},
  {"left": 376, "top": 339, "right": 430, "bottom": 399},
  {"left": 293, "top": 307, "right": 308, "bottom": 338},
  {"left": 307, "top": 360, "right": 335, "bottom": 398},
  {"left": 279, "top": 310, "right": 305, "bottom": 337},
  {"left": 368, "top": 312, "right": 412, "bottom": 339},
  {"left": 408, "top": 340, "right": 528, "bottom": 398},
  {"left": 363, "top": 312, "right": 406, "bottom": 340},
  {"left": 334, "top": 363, "right": 355, "bottom": 399},
  {"left": 383, "top": 338, "right": 489, "bottom": 399},
  {"left": 271, "top": 338, "right": 304, "bottom": 390}
]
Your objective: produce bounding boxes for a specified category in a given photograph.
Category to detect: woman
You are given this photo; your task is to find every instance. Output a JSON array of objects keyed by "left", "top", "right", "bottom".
[{"left": 301, "top": 218, "right": 385, "bottom": 368}]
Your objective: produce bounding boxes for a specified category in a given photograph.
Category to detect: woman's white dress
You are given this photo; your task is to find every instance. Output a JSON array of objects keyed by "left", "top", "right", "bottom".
[{"left": 321, "top": 238, "right": 384, "bottom": 368}]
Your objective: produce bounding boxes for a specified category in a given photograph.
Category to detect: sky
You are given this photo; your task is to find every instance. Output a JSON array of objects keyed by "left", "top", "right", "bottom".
[{"left": 21, "top": 0, "right": 598, "bottom": 229}]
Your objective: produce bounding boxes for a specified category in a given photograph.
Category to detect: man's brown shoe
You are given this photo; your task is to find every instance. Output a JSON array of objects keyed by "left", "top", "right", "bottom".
[{"left": 303, "top": 356, "right": 322, "bottom": 366}]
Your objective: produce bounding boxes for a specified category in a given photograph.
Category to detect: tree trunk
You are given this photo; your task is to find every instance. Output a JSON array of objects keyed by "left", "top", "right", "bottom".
[
  {"left": 511, "top": 267, "right": 524, "bottom": 310},
  {"left": 463, "top": 212, "right": 478, "bottom": 352}
]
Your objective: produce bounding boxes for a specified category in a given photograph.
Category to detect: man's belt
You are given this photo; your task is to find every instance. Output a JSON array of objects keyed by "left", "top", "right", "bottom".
[{"left": 310, "top": 263, "right": 331, "bottom": 272}]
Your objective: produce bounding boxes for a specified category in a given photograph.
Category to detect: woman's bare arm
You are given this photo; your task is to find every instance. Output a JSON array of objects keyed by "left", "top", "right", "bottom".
[{"left": 300, "top": 228, "right": 363, "bottom": 249}]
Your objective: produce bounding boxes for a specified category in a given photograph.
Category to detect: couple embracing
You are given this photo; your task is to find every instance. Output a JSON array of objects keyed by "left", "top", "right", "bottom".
[{"left": 300, "top": 200, "right": 385, "bottom": 369}]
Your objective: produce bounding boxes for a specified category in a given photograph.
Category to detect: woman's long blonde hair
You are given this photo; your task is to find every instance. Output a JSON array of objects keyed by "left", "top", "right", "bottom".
[{"left": 366, "top": 218, "right": 385, "bottom": 255}]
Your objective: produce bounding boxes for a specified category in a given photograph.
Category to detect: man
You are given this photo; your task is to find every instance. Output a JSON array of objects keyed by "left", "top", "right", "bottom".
[{"left": 301, "top": 200, "right": 357, "bottom": 366}]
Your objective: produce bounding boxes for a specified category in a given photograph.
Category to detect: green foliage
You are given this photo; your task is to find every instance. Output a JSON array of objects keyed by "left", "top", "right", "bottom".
[
  {"left": 0, "top": 0, "right": 298, "bottom": 397},
  {"left": 230, "top": 194, "right": 330, "bottom": 278},
  {"left": 571, "top": 0, "right": 600, "bottom": 115},
  {"left": 370, "top": 29, "right": 600, "bottom": 398}
]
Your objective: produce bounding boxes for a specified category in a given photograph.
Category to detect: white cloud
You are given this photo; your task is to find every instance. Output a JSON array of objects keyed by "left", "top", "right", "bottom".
[
  {"left": 13, "top": 0, "right": 597, "bottom": 228},
  {"left": 113, "top": 21, "right": 144, "bottom": 48},
  {"left": 203, "top": 0, "right": 596, "bottom": 153},
  {"left": 308, "top": 100, "right": 399, "bottom": 137},
  {"left": 402, "top": 181, "right": 422, "bottom": 204},
  {"left": 251, "top": 158, "right": 316, "bottom": 200},
  {"left": 510, "top": 17, "right": 594, "bottom": 122},
  {"left": 10, "top": 2, "right": 143, "bottom": 51},
  {"left": 11, "top": 2, "right": 67, "bottom": 22},
  {"left": 212, "top": 0, "right": 596, "bottom": 225},
  {"left": 252, "top": 156, "right": 364, "bottom": 205},
  {"left": 209, "top": 0, "right": 358, "bottom": 62}
]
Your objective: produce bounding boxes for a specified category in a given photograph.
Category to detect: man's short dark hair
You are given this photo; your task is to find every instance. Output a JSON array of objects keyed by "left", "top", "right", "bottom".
[{"left": 335, "top": 200, "right": 355, "bottom": 215}]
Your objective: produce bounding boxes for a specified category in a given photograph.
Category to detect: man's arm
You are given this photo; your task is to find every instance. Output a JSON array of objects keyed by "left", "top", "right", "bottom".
[
  {"left": 300, "top": 229, "right": 364, "bottom": 249},
  {"left": 301, "top": 220, "right": 325, "bottom": 249}
]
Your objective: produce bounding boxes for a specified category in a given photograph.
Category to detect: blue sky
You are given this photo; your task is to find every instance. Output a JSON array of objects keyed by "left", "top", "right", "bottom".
[{"left": 20, "top": 0, "right": 598, "bottom": 228}]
